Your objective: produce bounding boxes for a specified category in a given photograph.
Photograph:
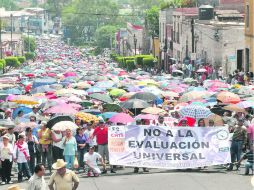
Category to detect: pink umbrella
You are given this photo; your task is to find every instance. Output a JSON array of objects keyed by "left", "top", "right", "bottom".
[
  {"left": 44, "top": 104, "right": 78, "bottom": 114},
  {"left": 47, "top": 73, "right": 57, "bottom": 77},
  {"left": 109, "top": 113, "right": 134, "bottom": 124},
  {"left": 135, "top": 114, "right": 158, "bottom": 120},
  {"left": 63, "top": 72, "right": 77, "bottom": 77}
]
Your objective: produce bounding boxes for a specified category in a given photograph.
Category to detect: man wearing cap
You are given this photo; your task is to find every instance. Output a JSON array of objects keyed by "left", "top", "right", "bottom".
[
  {"left": 91, "top": 117, "right": 115, "bottom": 173},
  {"left": 227, "top": 118, "right": 248, "bottom": 171},
  {"left": 48, "top": 159, "right": 79, "bottom": 190}
]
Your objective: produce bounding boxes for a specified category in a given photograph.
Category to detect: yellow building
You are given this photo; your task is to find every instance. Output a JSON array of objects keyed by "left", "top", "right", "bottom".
[{"left": 245, "top": 0, "right": 254, "bottom": 72}]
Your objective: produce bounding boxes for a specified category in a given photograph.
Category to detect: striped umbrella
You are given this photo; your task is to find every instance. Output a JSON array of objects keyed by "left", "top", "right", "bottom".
[{"left": 179, "top": 105, "right": 213, "bottom": 119}]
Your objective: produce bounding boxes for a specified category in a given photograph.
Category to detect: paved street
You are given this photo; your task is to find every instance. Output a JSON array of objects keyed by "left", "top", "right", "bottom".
[{"left": 1, "top": 167, "right": 252, "bottom": 190}]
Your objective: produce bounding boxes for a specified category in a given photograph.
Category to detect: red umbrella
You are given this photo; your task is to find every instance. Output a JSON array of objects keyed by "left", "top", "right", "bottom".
[
  {"left": 25, "top": 73, "right": 35, "bottom": 78},
  {"left": 178, "top": 117, "right": 196, "bottom": 127},
  {"left": 118, "top": 71, "right": 128, "bottom": 76}
]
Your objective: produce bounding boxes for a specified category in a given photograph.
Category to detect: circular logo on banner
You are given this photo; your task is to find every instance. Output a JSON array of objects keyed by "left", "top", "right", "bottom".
[{"left": 216, "top": 129, "right": 229, "bottom": 140}]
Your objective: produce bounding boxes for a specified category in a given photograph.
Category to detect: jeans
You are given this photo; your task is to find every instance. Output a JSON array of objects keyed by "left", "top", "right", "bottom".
[
  {"left": 39, "top": 144, "right": 52, "bottom": 172},
  {"left": 64, "top": 155, "right": 75, "bottom": 169},
  {"left": 229, "top": 140, "right": 243, "bottom": 169},
  {"left": 28, "top": 152, "right": 35, "bottom": 174},
  {"left": 1, "top": 159, "right": 12, "bottom": 183},
  {"left": 245, "top": 162, "right": 253, "bottom": 174},
  {"left": 17, "top": 162, "right": 31, "bottom": 182},
  {"left": 77, "top": 148, "right": 86, "bottom": 170},
  {"left": 52, "top": 146, "right": 63, "bottom": 163}
]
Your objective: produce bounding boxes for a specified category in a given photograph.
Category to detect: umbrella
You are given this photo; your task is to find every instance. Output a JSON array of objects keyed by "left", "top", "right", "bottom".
[
  {"left": 109, "top": 89, "right": 126, "bottom": 97},
  {"left": 217, "top": 91, "right": 240, "bottom": 104},
  {"left": 95, "top": 81, "right": 115, "bottom": 89},
  {"left": 10, "top": 95, "right": 39, "bottom": 105},
  {"left": 103, "top": 104, "right": 122, "bottom": 112},
  {"left": 135, "top": 114, "right": 158, "bottom": 120},
  {"left": 99, "top": 112, "right": 117, "bottom": 119},
  {"left": 80, "top": 101, "right": 93, "bottom": 108},
  {"left": 52, "top": 121, "right": 78, "bottom": 131},
  {"left": 47, "top": 115, "right": 73, "bottom": 129},
  {"left": 179, "top": 91, "right": 213, "bottom": 102},
  {"left": 0, "top": 119, "right": 15, "bottom": 128},
  {"left": 141, "top": 107, "right": 167, "bottom": 115},
  {"left": 210, "top": 105, "right": 227, "bottom": 116},
  {"left": 109, "top": 113, "right": 134, "bottom": 124},
  {"left": 13, "top": 106, "right": 32, "bottom": 119},
  {"left": 161, "top": 91, "right": 179, "bottom": 98},
  {"left": 86, "top": 87, "right": 105, "bottom": 94},
  {"left": 88, "top": 93, "right": 113, "bottom": 103},
  {"left": 3, "top": 88, "right": 22, "bottom": 95},
  {"left": 196, "top": 68, "right": 207, "bottom": 73},
  {"left": 119, "top": 99, "right": 150, "bottom": 109},
  {"left": 31, "top": 85, "right": 54, "bottom": 94},
  {"left": 44, "top": 104, "right": 78, "bottom": 114},
  {"left": 236, "top": 101, "right": 254, "bottom": 108},
  {"left": 67, "top": 96, "right": 83, "bottom": 103},
  {"left": 14, "top": 122, "right": 37, "bottom": 132},
  {"left": 223, "top": 104, "right": 247, "bottom": 113},
  {"left": 204, "top": 114, "right": 224, "bottom": 126},
  {"left": 130, "top": 92, "right": 158, "bottom": 102},
  {"left": 0, "top": 102, "right": 18, "bottom": 109},
  {"left": 75, "top": 112, "right": 99, "bottom": 123},
  {"left": 179, "top": 105, "right": 213, "bottom": 119},
  {"left": 172, "top": 70, "right": 184, "bottom": 74},
  {"left": 81, "top": 109, "right": 101, "bottom": 115}
]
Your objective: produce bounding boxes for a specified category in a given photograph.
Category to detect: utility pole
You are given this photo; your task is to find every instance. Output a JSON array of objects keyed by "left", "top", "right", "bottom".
[
  {"left": 27, "top": 17, "right": 30, "bottom": 52},
  {"left": 191, "top": 18, "right": 195, "bottom": 53},
  {"left": 133, "top": 34, "right": 137, "bottom": 55},
  {"left": 10, "top": 14, "right": 13, "bottom": 54},
  {"left": 0, "top": 16, "right": 3, "bottom": 73}
]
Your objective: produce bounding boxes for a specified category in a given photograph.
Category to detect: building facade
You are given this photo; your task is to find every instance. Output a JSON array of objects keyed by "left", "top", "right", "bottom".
[
  {"left": 245, "top": 0, "right": 254, "bottom": 73},
  {"left": 172, "top": 8, "right": 198, "bottom": 63},
  {"left": 195, "top": 20, "right": 245, "bottom": 75}
]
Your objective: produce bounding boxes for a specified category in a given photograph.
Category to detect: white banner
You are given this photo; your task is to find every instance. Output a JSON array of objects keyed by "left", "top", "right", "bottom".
[{"left": 108, "top": 126, "right": 231, "bottom": 169}]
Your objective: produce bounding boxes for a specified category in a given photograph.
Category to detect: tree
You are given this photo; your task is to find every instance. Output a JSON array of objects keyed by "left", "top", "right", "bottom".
[
  {"left": 23, "top": 36, "right": 36, "bottom": 52},
  {"left": 5, "top": 57, "right": 20, "bottom": 71},
  {"left": 0, "top": 0, "right": 18, "bottom": 11},
  {"left": 25, "top": 52, "right": 36, "bottom": 60},
  {"left": 0, "top": 59, "right": 6, "bottom": 70},
  {"left": 61, "top": 0, "right": 120, "bottom": 45},
  {"left": 17, "top": 57, "right": 26, "bottom": 64},
  {"left": 95, "top": 25, "right": 118, "bottom": 49},
  {"left": 145, "top": 6, "right": 160, "bottom": 36}
]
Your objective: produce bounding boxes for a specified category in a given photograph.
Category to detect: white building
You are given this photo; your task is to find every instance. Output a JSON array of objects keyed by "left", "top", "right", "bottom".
[
  {"left": 195, "top": 20, "right": 245, "bottom": 75},
  {"left": 172, "top": 8, "right": 198, "bottom": 63}
]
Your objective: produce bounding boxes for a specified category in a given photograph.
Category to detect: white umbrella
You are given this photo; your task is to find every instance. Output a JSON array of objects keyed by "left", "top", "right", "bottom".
[{"left": 52, "top": 121, "right": 78, "bottom": 131}]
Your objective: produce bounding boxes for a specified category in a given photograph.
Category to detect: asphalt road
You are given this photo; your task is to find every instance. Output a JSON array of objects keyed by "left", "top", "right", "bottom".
[{"left": 0, "top": 167, "right": 253, "bottom": 190}]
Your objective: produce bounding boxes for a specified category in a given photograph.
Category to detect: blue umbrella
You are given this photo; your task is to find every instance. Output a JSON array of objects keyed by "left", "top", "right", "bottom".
[
  {"left": 12, "top": 106, "right": 32, "bottom": 119},
  {"left": 99, "top": 112, "right": 117, "bottom": 119},
  {"left": 87, "top": 87, "right": 105, "bottom": 94},
  {"left": 187, "top": 86, "right": 206, "bottom": 92},
  {"left": 95, "top": 81, "right": 115, "bottom": 89},
  {"left": 3, "top": 88, "right": 22, "bottom": 95}
]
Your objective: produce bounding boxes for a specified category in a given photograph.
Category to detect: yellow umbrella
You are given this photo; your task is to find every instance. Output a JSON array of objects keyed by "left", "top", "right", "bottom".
[
  {"left": 179, "top": 91, "right": 213, "bottom": 102},
  {"left": 11, "top": 95, "right": 39, "bottom": 105},
  {"left": 223, "top": 104, "right": 247, "bottom": 113},
  {"left": 161, "top": 91, "right": 179, "bottom": 98},
  {"left": 75, "top": 112, "right": 99, "bottom": 123},
  {"left": 141, "top": 107, "right": 167, "bottom": 115}
]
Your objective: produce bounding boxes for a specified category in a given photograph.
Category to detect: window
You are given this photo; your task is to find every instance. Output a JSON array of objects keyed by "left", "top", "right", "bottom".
[{"left": 246, "top": 5, "right": 249, "bottom": 28}]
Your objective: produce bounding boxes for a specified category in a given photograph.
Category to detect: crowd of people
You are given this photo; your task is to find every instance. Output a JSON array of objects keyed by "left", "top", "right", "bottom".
[{"left": 0, "top": 36, "right": 253, "bottom": 190}]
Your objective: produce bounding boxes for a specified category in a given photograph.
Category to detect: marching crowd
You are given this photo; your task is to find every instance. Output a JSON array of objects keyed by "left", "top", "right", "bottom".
[{"left": 0, "top": 36, "right": 254, "bottom": 190}]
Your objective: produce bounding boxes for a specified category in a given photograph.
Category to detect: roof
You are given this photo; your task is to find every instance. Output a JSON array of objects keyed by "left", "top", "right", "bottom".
[
  {"left": 127, "top": 22, "right": 143, "bottom": 30},
  {"left": 219, "top": 0, "right": 244, "bottom": 4},
  {"left": 174, "top": 8, "right": 198, "bottom": 16}
]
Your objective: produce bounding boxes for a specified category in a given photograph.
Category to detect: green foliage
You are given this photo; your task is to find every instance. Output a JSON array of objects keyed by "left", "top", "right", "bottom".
[
  {"left": 0, "top": 59, "right": 6, "bottom": 69},
  {"left": 62, "top": 0, "right": 120, "bottom": 45},
  {"left": 143, "top": 57, "right": 156, "bottom": 68},
  {"left": 145, "top": 6, "right": 160, "bottom": 36},
  {"left": 17, "top": 57, "right": 26, "bottom": 64},
  {"left": 95, "top": 25, "right": 118, "bottom": 49},
  {"left": 5, "top": 57, "right": 20, "bottom": 68},
  {"left": 23, "top": 37, "right": 36, "bottom": 52},
  {"left": 126, "top": 60, "right": 135, "bottom": 72},
  {"left": 110, "top": 53, "right": 118, "bottom": 61},
  {"left": 160, "top": 0, "right": 197, "bottom": 9},
  {"left": 25, "top": 52, "right": 35, "bottom": 60},
  {"left": 0, "top": 0, "right": 18, "bottom": 11}
]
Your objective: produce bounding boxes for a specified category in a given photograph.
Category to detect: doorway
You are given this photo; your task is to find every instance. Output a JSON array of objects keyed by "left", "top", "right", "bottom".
[{"left": 237, "top": 49, "right": 243, "bottom": 70}]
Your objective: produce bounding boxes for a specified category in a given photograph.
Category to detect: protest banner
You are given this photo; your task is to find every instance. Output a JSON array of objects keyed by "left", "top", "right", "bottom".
[{"left": 108, "top": 125, "right": 231, "bottom": 169}]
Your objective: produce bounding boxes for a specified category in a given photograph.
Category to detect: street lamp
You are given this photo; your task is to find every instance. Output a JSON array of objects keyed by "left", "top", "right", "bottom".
[
  {"left": 27, "top": 17, "right": 30, "bottom": 52},
  {"left": 133, "top": 34, "right": 137, "bottom": 55},
  {"left": 10, "top": 14, "right": 13, "bottom": 54}
]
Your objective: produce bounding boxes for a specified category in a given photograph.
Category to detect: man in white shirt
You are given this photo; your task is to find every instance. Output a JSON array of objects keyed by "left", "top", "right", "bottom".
[
  {"left": 28, "top": 164, "right": 47, "bottom": 190},
  {"left": 84, "top": 146, "right": 106, "bottom": 177}
]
